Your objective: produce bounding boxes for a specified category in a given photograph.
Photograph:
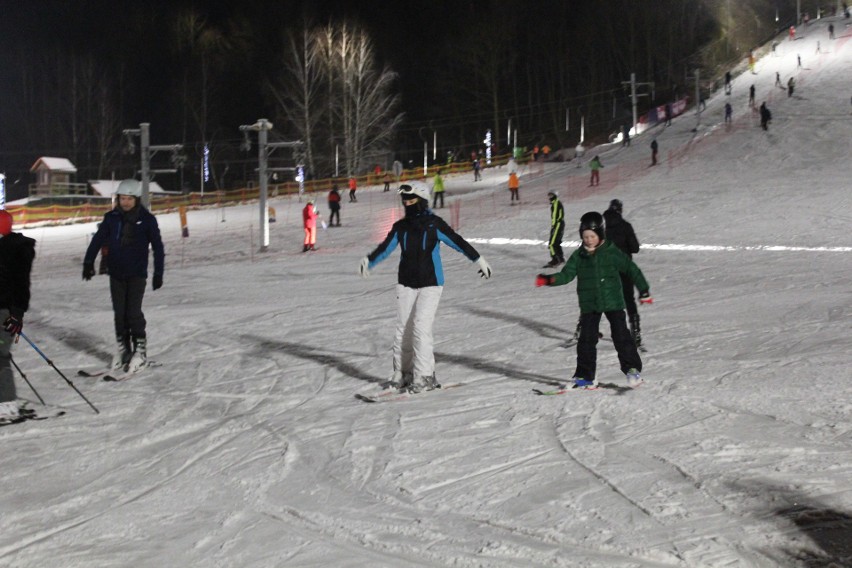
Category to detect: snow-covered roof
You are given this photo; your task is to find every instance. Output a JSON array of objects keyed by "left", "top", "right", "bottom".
[
  {"left": 89, "top": 180, "right": 168, "bottom": 196},
  {"left": 30, "top": 157, "right": 77, "bottom": 173}
]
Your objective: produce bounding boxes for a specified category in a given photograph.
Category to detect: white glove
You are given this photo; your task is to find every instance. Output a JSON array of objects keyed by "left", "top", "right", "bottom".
[
  {"left": 359, "top": 256, "right": 371, "bottom": 278},
  {"left": 476, "top": 256, "right": 492, "bottom": 279}
]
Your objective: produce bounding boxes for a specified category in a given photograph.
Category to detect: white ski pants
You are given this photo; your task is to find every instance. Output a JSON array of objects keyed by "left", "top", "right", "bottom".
[{"left": 394, "top": 284, "right": 443, "bottom": 379}]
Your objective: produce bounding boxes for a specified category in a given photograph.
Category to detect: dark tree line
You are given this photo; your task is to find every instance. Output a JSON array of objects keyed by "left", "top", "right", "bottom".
[{"left": 0, "top": 1, "right": 801, "bottom": 200}]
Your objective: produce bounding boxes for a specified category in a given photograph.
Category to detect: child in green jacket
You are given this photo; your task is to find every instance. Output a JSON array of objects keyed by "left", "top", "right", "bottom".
[{"left": 536, "top": 211, "right": 652, "bottom": 389}]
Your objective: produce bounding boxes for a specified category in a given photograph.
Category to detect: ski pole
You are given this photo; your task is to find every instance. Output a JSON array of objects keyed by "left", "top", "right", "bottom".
[
  {"left": 17, "top": 332, "right": 100, "bottom": 414},
  {"left": 9, "top": 353, "right": 47, "bottom": 406}
]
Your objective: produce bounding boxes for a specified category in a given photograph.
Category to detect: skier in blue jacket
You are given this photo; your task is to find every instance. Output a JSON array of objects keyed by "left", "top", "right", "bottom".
[
  {"left": 83, "top": 180, "right": 165, "bottom": 373},
  {"left": 359, "top": 181, "right": 492, "bottom": 392}
]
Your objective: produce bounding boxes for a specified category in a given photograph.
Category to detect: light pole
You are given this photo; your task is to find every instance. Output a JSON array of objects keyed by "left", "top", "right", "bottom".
[
  {"left": 239, "top": 118, "right": 304, "bottom": 252},
  {"left": 621, "top": 73, "right": 654, "bottom": 138},
  {"left": 122, "top": 123, "right": 184, "bottom": 209}
]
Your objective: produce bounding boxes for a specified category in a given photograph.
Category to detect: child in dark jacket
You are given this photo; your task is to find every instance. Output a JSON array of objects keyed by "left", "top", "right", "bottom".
[
  {"left": 83, "top": 180, "right": 165, "bottom": 373},
  {"left": 536, "top": 212, "right": 652, "bottom": 389}
]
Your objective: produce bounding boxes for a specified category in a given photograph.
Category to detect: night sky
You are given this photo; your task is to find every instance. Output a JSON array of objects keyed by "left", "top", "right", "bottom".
[{"left": 1, "top": 0, "right": 467, "bottom": 134}]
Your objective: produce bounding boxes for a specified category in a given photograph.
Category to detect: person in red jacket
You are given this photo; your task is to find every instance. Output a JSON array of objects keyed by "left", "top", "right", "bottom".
[
  {"left": 348, "top": 177, "right": 358, "bottom": 202},
  {"left": 302, "top": 200, "right": 320, "bottom": 252}
]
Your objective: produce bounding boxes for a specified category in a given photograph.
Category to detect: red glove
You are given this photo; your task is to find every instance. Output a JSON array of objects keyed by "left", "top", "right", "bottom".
[
  {"left": 639, "top": 291, "right": 653, "bottom": 305},
  {"left": 535, "top": 274, "right": 553, "bottom": 287}
]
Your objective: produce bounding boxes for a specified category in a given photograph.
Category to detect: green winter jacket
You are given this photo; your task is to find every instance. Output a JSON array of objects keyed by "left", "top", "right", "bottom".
[
  {"left": 545, "top": 239, "right": 649, "bottom": 313},
  {"left": 433, "top": 174, "right": 445, "bottom": 193}
]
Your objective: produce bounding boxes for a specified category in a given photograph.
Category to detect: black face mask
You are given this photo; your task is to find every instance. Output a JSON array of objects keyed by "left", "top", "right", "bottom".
[{"left": 402, "top": 196, "right": 427, "bottom": 217}]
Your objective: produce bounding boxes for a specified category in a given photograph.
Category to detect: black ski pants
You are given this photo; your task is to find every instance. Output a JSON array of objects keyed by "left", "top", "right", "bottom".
[
  {"left": 574, "top": 310, "right": 641, "bottom": 381},
  {"left": 549, "top": 222, "right": 564, "bottom": 262},
  {"left": 620, "top": 274, "right": 638, "bottom": 317},
  {"left": 110, "top": 276, "right": 147, "bottom": 340}
]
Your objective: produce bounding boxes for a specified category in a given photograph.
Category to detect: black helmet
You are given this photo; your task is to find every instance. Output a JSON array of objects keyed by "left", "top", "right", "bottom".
[
  {"left": 579, "top": 211, "right": 605, "bottom": 240},
  {"left": 608, "top": 199, "right": 623, "bottom": 214}
]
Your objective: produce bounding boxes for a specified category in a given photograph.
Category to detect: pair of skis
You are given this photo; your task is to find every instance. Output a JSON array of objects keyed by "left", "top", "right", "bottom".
[
  {"left": 0, "top": 407, "right": 67, "bottom": 428},
  {"left": 77, "top": 361, "right": 160, "bottom": 382},
  {"left": 355, "top": 382, "right": 463, "bottom": 403},
  {"left": 532, "top": 380, "right": 640, "bottom": 395}
]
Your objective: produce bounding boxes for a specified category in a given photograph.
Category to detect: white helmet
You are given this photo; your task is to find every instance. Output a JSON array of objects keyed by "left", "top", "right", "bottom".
[
  {"left": 115, "top": 179, "right": 142, "bottom": 197},
  {"left": 398, "top": 181, "right": 430, "bottom": 201}
]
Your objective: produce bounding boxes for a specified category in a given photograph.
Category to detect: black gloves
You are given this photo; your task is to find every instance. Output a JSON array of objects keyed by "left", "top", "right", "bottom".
[
  {"left": 83, "top": 263, "right": 96, "bottom": 281},
  {"left": 152, "top": 274, "right": 163, "bottom": 290},
  {"left": 3, "top": 314, "right": 22, "bottom": 336}
]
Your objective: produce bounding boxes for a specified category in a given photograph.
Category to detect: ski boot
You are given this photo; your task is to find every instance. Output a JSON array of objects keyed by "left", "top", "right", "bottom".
[
  {"left": 571, "top": 377, "right": 598, "bottom": 390},
  {"left": 626, "top": 368, "right": 643, "bottom": 388},
  {"left": 111, "top": 333, "right": 132, "bottom": 370},
  {"left": 408, "top": 374, "right": 439, "bottom": 394},
  {"left": 127, "top": 337, "right": 148, "bottom": 373}
]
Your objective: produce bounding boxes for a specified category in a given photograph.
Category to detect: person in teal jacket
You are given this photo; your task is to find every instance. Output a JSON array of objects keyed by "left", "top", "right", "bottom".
[{"left": 536, "top": 211, "right": 652, "bottom": 389}]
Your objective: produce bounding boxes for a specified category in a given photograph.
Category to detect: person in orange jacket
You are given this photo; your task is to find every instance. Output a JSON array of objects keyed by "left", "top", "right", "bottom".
[
  {"left": 508, "top": 171, "right": 520, "bottom": 202},
  {"left": 302, "top": 200, "right": 320, "bottom": 252},
  {"left": 348, "top": 177, "right": 358, "bottom": 202}
]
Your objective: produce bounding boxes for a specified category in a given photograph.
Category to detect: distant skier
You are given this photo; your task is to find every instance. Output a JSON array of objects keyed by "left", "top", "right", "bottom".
[
  {"left": 473, "top": 158, "right": 482, "bottom": 181},
  {"left": 348, "top": 177, "right": 358, "bottom": 202},
  {"left": 759, "top": 102, "right": 772, "bottom": 131},
  {"left": 432, "top": 170, "right": 445, "bottom": 208},
  {"left": 749, "top": 84, "right": 756, "bottom": 107},
  {"left": 544, "top": 191, "right": 565, "bottom": 268},
  {"left": 83, "top": 179, "right": 164, "bottom": 373},
  {"left": 302, "top": 200, "right": 320, "bottom": 252},
  {"left": 589, "top": 155, "right": 603, "bottom": 186},
  {"left": 535, "top": 211, "right": 652, "bottom": 389},
  {"left": 650, "top": 138, "right": 658, "bottom": 166},
  {"left": 621, "top": 124, "right": 630, "bottom": 147},
  {"left": 724, "top": 71, "right": 732, "bottom": 95},
  {"left": 0, "top": 210, "right": 36, "bottom": 423},
  {"left": 327, "top": 185, "right": 341, "bottom": 227},
  {"left": 508, "top": 171, "right": 520, "bottom": 202},
  {"left": 788, "top": 77, "right": 796, "bottom": 98},
  {"left": 724, "top": 102, "right": 733, "bottom": 124},
  {"left": 775, "top": 72, "right": 782, "bottom": 88},
  {"left": 358, "top": 182, "right": 492, "bottom": 393}
]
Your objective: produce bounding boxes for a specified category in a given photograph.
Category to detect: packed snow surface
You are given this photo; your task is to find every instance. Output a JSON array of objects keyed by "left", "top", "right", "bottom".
[{"left": 2, "top": 18, "right": 851, "bottom": 568}]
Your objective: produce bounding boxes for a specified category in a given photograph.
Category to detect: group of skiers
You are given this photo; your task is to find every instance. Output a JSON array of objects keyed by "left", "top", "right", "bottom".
[
  {"left": 1, "top": 179, "right": 164, "bottom": 422},
  {"left": 536, "top": 201, "right": 651, "bottom": 389},
  {"left": 1, "top": 159, "right": 654, "bottom": 423},
  {"left": 355, "top": 171, "right": 652, "bottom": 394}
]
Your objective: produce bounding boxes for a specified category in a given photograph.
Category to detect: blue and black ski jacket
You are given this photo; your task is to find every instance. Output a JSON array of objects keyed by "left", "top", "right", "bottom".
[{"left": 367, "top": 210, "right": 480, "bottom": 288}]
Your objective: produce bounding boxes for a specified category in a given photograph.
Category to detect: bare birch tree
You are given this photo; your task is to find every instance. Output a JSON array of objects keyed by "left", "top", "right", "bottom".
[
  {"left": 330, "top": 23, "right": 402, "bottom": 176},
  {"left": 268, "top": 24, "right": 325, "bottom": 177},
  {"left": 271, "top": 22, "right": 402, "bottom": 177}
]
